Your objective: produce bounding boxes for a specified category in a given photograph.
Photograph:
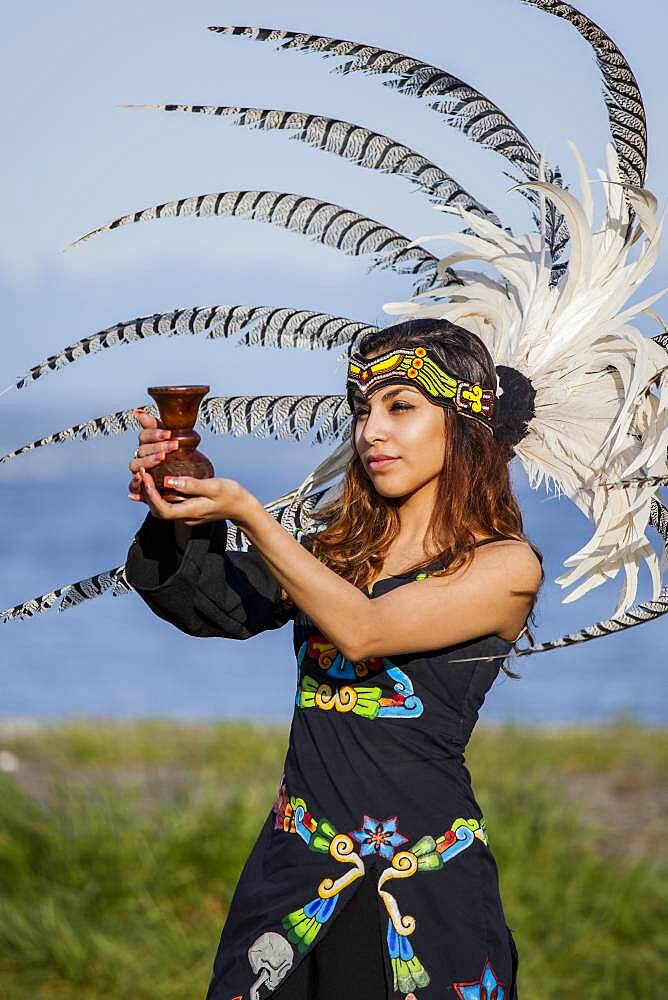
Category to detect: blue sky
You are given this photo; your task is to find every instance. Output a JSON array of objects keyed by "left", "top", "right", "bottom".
[{"left": 1, "top": 1, "right": 667, "bottom": 723}]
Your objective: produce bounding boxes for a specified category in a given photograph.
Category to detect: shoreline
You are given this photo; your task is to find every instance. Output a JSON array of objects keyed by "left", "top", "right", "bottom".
[{"left": 0, "top": 714, "right": 664, "bottom": 738}]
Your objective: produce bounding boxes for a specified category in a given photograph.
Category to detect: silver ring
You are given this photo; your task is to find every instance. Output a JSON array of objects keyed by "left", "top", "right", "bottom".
[{"left": 134, "top": 447, "right": 140, "bottom": 459}]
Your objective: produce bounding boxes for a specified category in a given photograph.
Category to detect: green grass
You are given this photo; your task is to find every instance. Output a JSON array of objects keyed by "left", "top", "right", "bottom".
[{"left": 0, "top": 720, "right": 665, "bottom": 999}]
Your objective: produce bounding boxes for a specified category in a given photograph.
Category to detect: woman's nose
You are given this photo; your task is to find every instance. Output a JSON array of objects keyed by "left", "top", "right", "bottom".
[{"left": 360, "top": 409, "right": 389, "bottom": 443}]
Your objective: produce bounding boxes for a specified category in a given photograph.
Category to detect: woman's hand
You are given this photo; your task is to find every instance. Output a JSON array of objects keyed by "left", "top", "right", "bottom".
[
  {"left": 134, "top": 469, "right": 252, "bottom": 527},
  {"left": 127, "top": 408, "right": 254, "bottom": 527}
]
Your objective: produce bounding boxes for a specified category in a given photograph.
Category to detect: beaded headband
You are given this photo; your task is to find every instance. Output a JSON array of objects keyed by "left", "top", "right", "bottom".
[{"left": 346, "top": 344, "right": 496, "bottom": 435}]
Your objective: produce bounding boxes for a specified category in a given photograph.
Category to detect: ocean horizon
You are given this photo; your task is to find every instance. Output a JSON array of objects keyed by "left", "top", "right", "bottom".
[{"left": 2, "top": 453, "right": 667, "bottom": 728}]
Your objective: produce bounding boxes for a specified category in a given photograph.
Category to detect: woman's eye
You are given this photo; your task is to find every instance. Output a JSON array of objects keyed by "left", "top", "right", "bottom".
[{"left": 354, "top": 401, "right": 413, "bottom": 419}]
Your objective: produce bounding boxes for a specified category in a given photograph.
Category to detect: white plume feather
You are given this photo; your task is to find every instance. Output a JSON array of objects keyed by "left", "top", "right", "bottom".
[{"left": 383, "top": 143, "right": 668, "bottom": 617}]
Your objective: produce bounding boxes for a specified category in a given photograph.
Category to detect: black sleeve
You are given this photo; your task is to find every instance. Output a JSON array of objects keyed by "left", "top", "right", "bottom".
[{"left": 124, "top": 512, "right": 297, "bottom": 639}]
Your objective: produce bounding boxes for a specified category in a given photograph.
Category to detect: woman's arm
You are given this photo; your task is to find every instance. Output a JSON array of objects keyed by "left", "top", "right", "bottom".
[
  {"left": 236, "top": 496, "right": 540, "bottom": 659},
  {"left": 134, "top": 471, "right": 541, "bottom": 657}
]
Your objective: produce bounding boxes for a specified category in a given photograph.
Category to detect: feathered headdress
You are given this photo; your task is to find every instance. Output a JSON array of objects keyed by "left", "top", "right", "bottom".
[{"left": 2, "top": 1, "right": 667, "bottom": 661}]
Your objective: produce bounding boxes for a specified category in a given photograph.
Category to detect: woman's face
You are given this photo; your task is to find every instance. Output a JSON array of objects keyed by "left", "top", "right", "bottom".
[{"left": 351, "top": 372, "right": 447, "bottom": 499}]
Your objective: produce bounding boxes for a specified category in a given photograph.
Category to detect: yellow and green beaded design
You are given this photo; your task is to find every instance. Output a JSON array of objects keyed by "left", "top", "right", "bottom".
[{"left": 346, "top": 344, "right": 495, "bottom": 434}]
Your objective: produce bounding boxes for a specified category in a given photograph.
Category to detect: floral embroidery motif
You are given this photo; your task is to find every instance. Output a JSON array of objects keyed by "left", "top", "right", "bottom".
[
  {"left": 272, "top": 779, "right": 488, "bottom": 991},
  {"left": 453, "top": 957, "right": 507, "bottom": 999},
  {"left": 352, "top": 815, "right": 409, "bottom": 860}
]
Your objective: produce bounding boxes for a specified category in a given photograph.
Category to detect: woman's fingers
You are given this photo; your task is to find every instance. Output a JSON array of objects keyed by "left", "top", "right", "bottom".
[
  {"left": 128, "top": 475, "right": 142, "bottom": 501},
  {"left": 128, "top": 440, "right": 179, "bottom": 475},
  {"left": 139, "top": 441, "right": 172, "bottom": 457},
  {"left": 139, "top": 469, "right": 175, "bottom": 518},
  {"left": 134, "top": 407, "right": 168, "bottom": 447},
  {"left": 138, "top": 427, "right": 171, "bottom": 445},
  {"left": 127, "top": 410, "right": 176, "bottom": 506},
  {"left": 128, "top": 468, "right": 142, "bottom": 496},
  {"left": 129, "top": 453, "right": 159, "bottom": 476},
  {"left": 135, "top": 440, "right": 176, "bottom": 459},
  {"left": 133, "top": 408, "right": 161, "bottom": 431}
]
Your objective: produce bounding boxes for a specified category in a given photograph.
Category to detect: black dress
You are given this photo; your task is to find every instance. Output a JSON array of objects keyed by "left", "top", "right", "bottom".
[{"left": 125, "top": 514, "right": 520, "bottom": 1000}]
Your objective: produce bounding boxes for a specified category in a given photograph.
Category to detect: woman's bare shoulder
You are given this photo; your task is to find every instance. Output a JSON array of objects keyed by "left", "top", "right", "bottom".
[{"left": 474, "top": 537, "right": 543, "bottom": 586}]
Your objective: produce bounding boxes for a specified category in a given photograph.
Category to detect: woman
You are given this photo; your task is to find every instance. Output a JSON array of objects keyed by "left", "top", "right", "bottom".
[{"left": 125, "top": 317, "right": 544, "bottom": 1000}]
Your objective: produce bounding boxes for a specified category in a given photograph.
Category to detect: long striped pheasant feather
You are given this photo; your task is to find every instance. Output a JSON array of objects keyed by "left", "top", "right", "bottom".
[
  {"left": 0, "top": 489, "right": 331, "bottom": 623},
  {"left": 0, "top": 394, "right": 351, "bottom": 465},
  {"left": 0, "top": 306, "right": 377, "bottom": 397},
  {"left": 209, "top": 25, "right": 568, "bottom": 264},
  {"left": 125, "top": 103, "right": 502, "bottom": 226},
  {"left": 522, "top": 0, "right": 647, "bottom": 189},
  {"left": 200, "top": 394, "right": 351, "bottom": 444},
  {"left": 69, "top": 190, "right": 447, "bottom": 294},
  {"left": 208, "top": 27, "right": 543, "bottom": 176}
]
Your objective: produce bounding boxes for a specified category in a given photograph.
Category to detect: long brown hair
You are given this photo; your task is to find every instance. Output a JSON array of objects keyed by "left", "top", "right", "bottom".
[{"left": 305, "top": 317, "right": 544, "bottom": 675}]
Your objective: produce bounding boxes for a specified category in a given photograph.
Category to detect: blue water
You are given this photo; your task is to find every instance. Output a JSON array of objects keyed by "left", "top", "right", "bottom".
[{"left": 2, "top": 436, "right": 667, "bottom": 726}]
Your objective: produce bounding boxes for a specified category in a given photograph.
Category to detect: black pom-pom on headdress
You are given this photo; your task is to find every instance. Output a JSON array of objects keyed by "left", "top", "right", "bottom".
[{"left": 493, "top": 366, "right": 536, "bottom": 450}]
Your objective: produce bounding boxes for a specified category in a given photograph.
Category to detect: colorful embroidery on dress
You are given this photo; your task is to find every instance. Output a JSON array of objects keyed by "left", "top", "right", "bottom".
[
  {"left": 352, "top": 815, "right": 409, "bottom": 860},
  {"left": 296, "top": 636, "right": 424, "bottom": 719},
  {"left": 298, "top": 633, "right": 387, "bottom": 679},
  {"left": 378, "top": 818, "right": 487, "bottom": 992},
  {"left": 273, "top": 789, "right": 365, "bottom": 952},
  {"left": 295, "top": 666, "right": 423, "bottom": 719},
  {"left": 386, "top": 921, "right": 430, "bottom": 994},
  {"left": 452, "top": 957, "right": 507, "bottom": 999},
  {"left": 271, "top": 779, "right": 488, "bottom": 992}
]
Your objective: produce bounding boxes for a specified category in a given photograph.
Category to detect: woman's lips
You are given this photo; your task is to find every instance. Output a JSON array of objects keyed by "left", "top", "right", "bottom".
[{"left": 368, "top": 456, "right": 399, "bottom": 472}]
